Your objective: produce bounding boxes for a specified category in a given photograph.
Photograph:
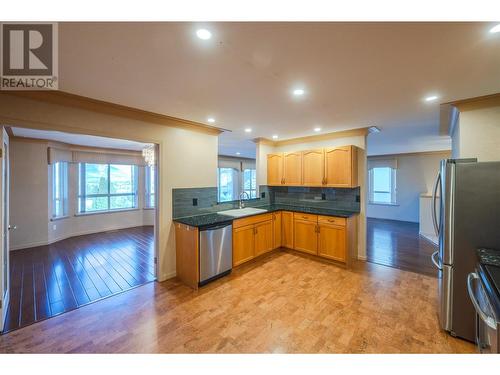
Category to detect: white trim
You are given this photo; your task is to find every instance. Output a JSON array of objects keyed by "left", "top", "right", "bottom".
[
  {"left": 161, "top": 271, "right": 176, "bottom": 282},
  {"left": 74, "top": 208, "right": 140, "bottom": 217},
  {"left": 357, "top": 255, "right": 367, "bottom": 261}
]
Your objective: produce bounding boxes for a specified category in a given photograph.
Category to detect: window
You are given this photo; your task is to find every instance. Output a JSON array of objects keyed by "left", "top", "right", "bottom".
[
  {"left": 243, "top": 168, "right": 257, "bottom": 198},
  {"left": 218, "top": 167, "right": 237, "bottom": 202},
  {"left": 52, "top": 161, "right": 68, "bottom": 218},
  {"left": 145, "top": 165, "right": 156, "bottom": 208},
  {"left": 369, "top": 167, "right": 397, "bottom": 204},
  {"left": 78, "top": 163, "right": 138, "bottom": 213}
]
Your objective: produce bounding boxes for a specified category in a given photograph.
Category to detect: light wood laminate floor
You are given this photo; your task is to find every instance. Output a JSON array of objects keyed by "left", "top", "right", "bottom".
[{"left": 0, "top": 250, "right": 475, "bottom": 353}]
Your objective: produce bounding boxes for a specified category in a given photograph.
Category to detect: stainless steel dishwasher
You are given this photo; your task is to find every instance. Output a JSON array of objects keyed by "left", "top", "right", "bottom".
[{"left": 199, "top": 222, "right": 232, "bottom": 286}]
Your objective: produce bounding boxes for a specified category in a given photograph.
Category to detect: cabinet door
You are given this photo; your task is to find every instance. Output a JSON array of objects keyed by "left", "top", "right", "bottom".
[
  {"left": 267, "top": 153, "right": 283, "bottom": 186},
  {"left": 302, "top": 149, "right": 325, "bottom": 186},
  {"left": 233, "top": 225, "right": 255, "bottom": 266},
  {"left": 282, "top": 211, "right": 294, "bottom": 249},
  {"left": 325, "top": 146, "right": 357, "bottom": 187},
  {"left": 272, "top": 211, "right": 282, "bottom": 249},
  {"left": 255, "top": 220, "right": 274, "bottom": 257},
  {"left": 318, "top": 223, "right": 347, "bottom": 262},
  {"left": 293, "top": 220, "right": 318, "bottom": 255},
  {"left": 283, "top": 152, "right": 302, "bottom": 186}
]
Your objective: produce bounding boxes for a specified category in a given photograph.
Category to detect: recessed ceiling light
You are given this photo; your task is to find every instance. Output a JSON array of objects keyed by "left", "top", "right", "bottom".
[
  {"left": 314, "top": 127, "right": 321, "bottom": 132},
  {"left": 196, "top": 29, "right": 212, "bottom": 40},
  {"left": 207, "top": 117, "right": 215, "bottom": 123},
  {"left": 272, "top": 135, "right": 279, "bottom": 139},
  {"left": 293, "top": 88, "right": 305, "bottom": 96},
  {"left": 236, "top": 152, "right": 241, "bottom": 155},
  {"left": 244, "top": 128, "right": 252, "bottom": 133},
  {"left": 424, "top": 95, "right": 439, "bottom": 102},
  {"left": 490, "top": 24, "right": 500, "bottom": 33}
]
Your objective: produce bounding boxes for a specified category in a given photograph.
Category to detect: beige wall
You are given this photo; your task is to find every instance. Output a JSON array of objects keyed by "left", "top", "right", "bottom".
[
  {"left": 452, "top": 106, "right": 500, "bottom": 161},
  {"left": 367, "top": 152, "right": 449, "bottom": 223},
  {"left": 0, "top": 94, "right": 218, "bottom": 281},
  {"left": 256, "top": 135, "right": 368, "bottom": 260}
]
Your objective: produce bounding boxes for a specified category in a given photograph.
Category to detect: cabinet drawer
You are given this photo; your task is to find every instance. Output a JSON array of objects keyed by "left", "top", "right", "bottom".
[
  {"left": 293, "top": 212, "right": 318, "bottom": 222},
  {"left": 318, "top": 215, "right": 346, "bottom": 226},
  {"left": 233, "top": 213, "right": 273, "bottom": 229}
]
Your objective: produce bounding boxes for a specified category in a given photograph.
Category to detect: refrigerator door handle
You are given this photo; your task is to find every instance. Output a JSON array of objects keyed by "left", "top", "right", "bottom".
[
  {"left": 467, "top": 272, "right": 497, "bottom": 330},
  {"left": 432, "top": 171, "right": 441, "bottom": 236},
  {"left": 431, "top": 250, "right": 442, "bottom": 270}
]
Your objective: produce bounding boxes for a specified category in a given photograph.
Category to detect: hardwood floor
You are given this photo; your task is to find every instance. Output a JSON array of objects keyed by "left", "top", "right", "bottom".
[
  {"left": 2, "top": 226, "right": 155, "bottom": 333},
  {"left": 367, "top": 218, "right": 437, "bottom": 277},
  {"left": 0, "top": 250, "right": 474, "bottom": 353}
]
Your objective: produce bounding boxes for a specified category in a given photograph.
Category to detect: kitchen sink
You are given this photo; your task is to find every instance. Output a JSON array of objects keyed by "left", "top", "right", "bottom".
[{"left": 217, "top": 207, "right": 268, "bottom": 218}]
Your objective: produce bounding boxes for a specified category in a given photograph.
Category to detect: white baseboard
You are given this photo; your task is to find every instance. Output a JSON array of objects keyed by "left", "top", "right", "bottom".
[
  {"left": 357, "top": 255, "right": 367, "bottom": 261},
  {"left": 10, "top": 224, "right": 148, "bottom": 251}
]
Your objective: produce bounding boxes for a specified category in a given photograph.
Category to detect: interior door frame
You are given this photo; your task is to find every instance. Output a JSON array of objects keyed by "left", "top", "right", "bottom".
[{"left": 0, "top": 126, "right": 10, "bottom": 332}]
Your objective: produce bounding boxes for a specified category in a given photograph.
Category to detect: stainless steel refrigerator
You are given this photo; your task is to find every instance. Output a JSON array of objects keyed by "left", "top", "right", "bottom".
[{"left": 431, "top": 159, "right": 500, "bottom": 342}]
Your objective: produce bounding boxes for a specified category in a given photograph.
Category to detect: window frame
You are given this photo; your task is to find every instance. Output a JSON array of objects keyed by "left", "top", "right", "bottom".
[
  {"left": 78, "top": 163, "right": 138, "bottom": 213},
  {"left": 368, "top": 166, "right": 397, "bottom": 205},
  {"left": 52, "top": 161, "right": 69, "bottom": 219},
  {"left": 217, "top": 167, "right": 238, "bottom": 202},
  {"left": 243, "top": 168, "right": 257, "bottom": 199},
  {"left": 145, "top": 165, "right": 156, "bottom": 209}
]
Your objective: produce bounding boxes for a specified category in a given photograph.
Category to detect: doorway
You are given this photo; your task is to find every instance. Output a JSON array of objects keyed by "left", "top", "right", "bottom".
[{"left": 0, "top": 126, "right": 159, "bottom": 333}]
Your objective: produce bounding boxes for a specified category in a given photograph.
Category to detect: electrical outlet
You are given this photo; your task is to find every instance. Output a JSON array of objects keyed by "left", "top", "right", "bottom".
[
  {"left": 261, "top": 192, "right": 265, "bottom": 198},
  {"left": 53, "top": 224, "right": 57, "bottom": 230},
  {"left": 192, "top": 198, "right": 198, "bottom": 206},
  {"left": 321, "top": 193, "right": 326, "bottom": 200}
]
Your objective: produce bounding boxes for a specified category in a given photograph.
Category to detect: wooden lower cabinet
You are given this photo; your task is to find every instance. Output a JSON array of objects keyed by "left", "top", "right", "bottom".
[
  {"left": 282, "top": 211, "right": 294, "bottom": 249},
  {"left": 233, "top": 225, "right": 255, "bottom": 266},
  {"left": 175, "top": 223, "right": 199, "bottom": 289},
  {"left": 293, "top": 219, "right": 318, "bottom": 255},
  {"left": 318, "top": 223, "right": 346, "bottom": 262},
  {"left": 255, "top": 220, "right": 274, "bottom": 256},
  {"left": 272, "top": 212, "right": 282, "bottom": 249}
]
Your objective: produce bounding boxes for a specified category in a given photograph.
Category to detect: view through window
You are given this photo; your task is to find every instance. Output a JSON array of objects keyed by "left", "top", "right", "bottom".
[
  {"left": 369, "top": 167, "right": 396, "bottom": 204},
  {"left": 78, "top": 163, "right": 138, "bottom": 212},
  {"left": 52, "top": 161, "right": 68, "bottom": 218}
]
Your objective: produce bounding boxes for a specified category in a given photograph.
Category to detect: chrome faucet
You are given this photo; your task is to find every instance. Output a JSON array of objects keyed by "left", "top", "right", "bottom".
[{"left": 239, "top": 191, "right": 250, "bottom": 209}]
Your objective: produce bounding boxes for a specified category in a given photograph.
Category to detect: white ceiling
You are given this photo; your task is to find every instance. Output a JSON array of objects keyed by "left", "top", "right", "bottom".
[
  {"left": 55, "top": 22, "right": 500, "bottom": 158},
  {"left": 11, "top": 127, "right": 150, "bottom": 151}
]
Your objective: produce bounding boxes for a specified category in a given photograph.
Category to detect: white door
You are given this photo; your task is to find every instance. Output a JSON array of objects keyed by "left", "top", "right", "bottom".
[{"left": 0, "top": 127, "right": 10, "bottom": 332}]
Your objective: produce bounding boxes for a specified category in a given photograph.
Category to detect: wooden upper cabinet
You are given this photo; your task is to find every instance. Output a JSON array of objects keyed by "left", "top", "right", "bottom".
[
  {"left": 254, "top": 220, "right": 274, "bottom": 257},
  {"left": 282, "top": 211, "right": 294, "bottom": 249},
  {"left": 272, "top": 212, "right": 282, "bottom": 249},
  {"left": 318, "top": 223, "right": 347, "bottom": 262},
  {"left": 302, "top": 149, "right": 325, "bottom": 186},
  {"left": 267, "top": 153, "right": 283, "bottom": 186},
  {"left": 233, "top": 225, "right": 255, "bottom": 267},
  {"left": 283, "top": 152, "right": 302, "bottom": 186},
  {"left": 325, "top": 146, "right": 358, "bottom": 187}
]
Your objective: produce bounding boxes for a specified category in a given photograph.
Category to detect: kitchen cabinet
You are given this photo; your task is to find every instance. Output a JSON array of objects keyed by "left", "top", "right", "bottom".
[
  {"left": 267, "top": 153, "right": 283, "bottom": 186},
  {"left": 283, "top": 152, "right": 302, "bottom": 186},
  {"left": 282, "top": 211, "right": 294, "bottom": 249},
  {"left": 266, "top": 145, "right": 358, "bottom": 188},
  {"left": 254, "top": 220, "right": 274, "bottom": 257},
  {"left": 272, "top": 212, "right": 282, "bottom": 249},
  {"left": 318, "top": 223, "right": 346, "bottom": 262},
  {"left": 302, "top": 149, "right": 325, "bottom": 186},
  {"left": 233, "top": 225, "right": 255, "bottom": 266},
  {"left": 233, "top": 214, "right": 274, "bottom": 266},
  {"left": 175, "top": 223, "right": 199, "bottom": 289},
  {"left": 293, "top": 213, "right": 318, "bottom": 255},
  {"left": 325, "top": 146, "right": 358, "bottom": 187}
]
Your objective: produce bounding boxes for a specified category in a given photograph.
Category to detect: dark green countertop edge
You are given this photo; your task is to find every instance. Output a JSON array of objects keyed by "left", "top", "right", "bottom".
[{"left": 173, "top": 204, "right": 360, "bottom": 228}]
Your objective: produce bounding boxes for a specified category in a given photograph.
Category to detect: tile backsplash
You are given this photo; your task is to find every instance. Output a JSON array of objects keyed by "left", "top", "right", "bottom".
[
  {"left": 172, "top": 185, "right": 360, "bottom": 218},
  {"left": 269, "top": 185, "right": 360, "bottom": 211}
]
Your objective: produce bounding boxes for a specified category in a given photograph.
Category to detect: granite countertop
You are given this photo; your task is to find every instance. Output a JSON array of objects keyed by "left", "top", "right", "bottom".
[{"left": 173, "top": 204, "right": 359, "bottom": 228}]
